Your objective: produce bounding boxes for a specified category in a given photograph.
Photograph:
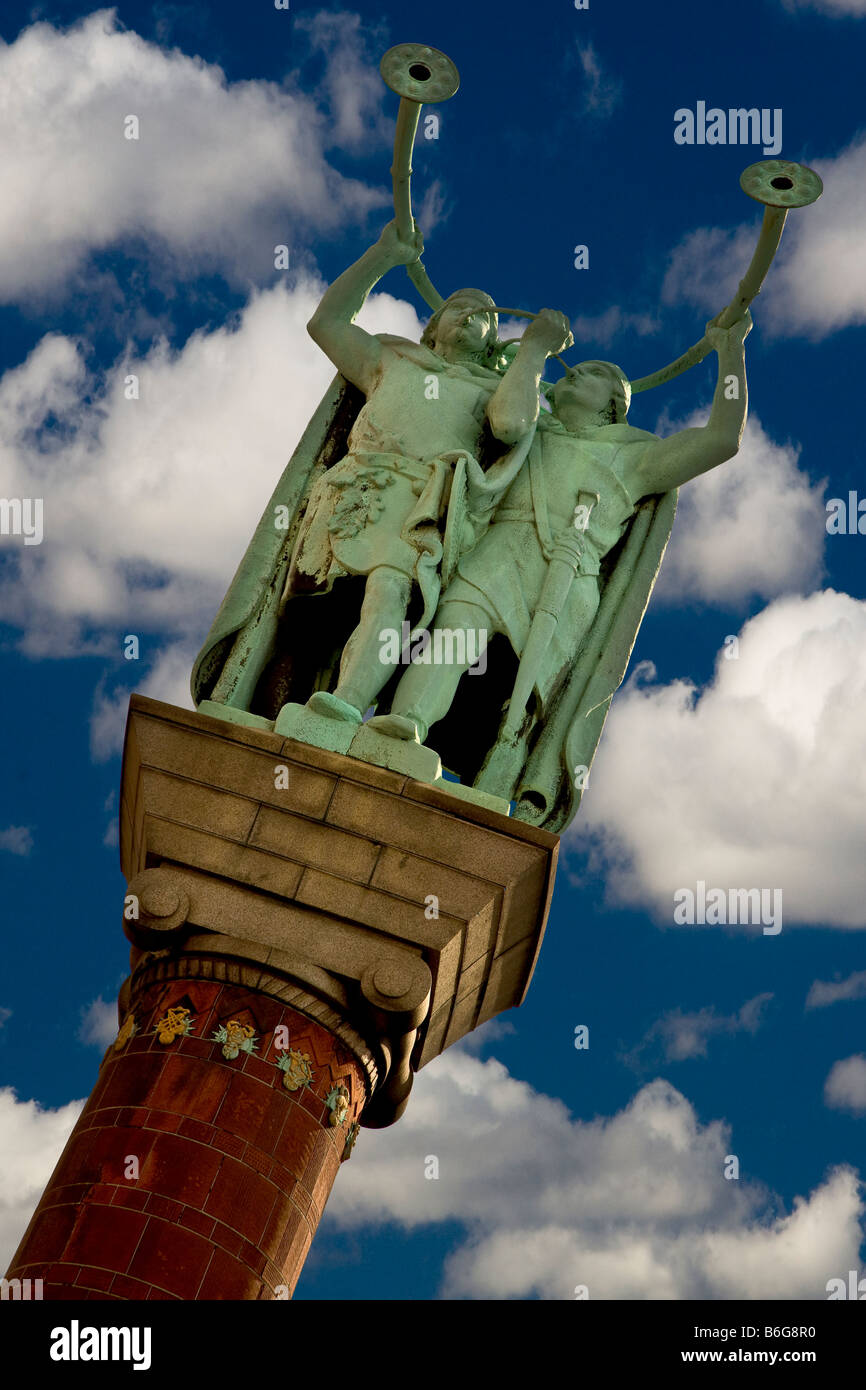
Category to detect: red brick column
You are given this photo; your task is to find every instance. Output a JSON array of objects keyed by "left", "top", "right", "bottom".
[{"left": 5, "top": 977, "right": 365, "bottom": 1300}]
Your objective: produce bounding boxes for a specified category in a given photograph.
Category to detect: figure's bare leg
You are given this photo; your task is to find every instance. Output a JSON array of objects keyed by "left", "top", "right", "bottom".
[
  {"left": 367, "top": 600, "right": 490, "bottom": 741},
  {"left": 309, "top": 566, "right": 411, "bottom": 720}
]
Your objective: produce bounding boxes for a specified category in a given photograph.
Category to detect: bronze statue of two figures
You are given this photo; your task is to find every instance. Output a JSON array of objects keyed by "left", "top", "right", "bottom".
[{"left": 191, "top": 44, "right": 822, "bottom": 834}]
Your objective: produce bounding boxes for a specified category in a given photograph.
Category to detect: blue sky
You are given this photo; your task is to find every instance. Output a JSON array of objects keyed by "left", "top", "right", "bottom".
[{"left": 1, "top": 0, "right": 865, "bottom": 1300}]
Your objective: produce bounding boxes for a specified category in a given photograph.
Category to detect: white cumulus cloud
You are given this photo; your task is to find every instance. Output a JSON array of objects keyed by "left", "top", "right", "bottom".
[
  {"left": 0, "top": 280, "right": 425, "bottom": 662},
  {"left": 0, "top": 9, "right": 387, "bottom": 301},
  {"left": 0, "top": 1089, "right": 84, "bottom": 1273},
  {"left": 78, "top": 995, "right": 119, "bottom": 1048},
  {"left": 652, "top": 412, "right": 825, "bottom": 607},
  {"left": 324, "top": 1049, "right": 863, "bottom": 1299},
  {"left": 568, "top": 589, "right": 866, "bottom": 928},
  {"left": 661, "top": 136, "right": 866, "bottom": 338},
  {"left": 825, "top": 1056, "right": 866, "bottom": 1114},
  {"left": 4, "top": 1048, "right": 863, "bottom": 1298}
]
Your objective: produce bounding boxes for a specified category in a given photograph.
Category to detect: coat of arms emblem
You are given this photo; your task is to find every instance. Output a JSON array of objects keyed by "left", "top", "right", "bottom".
[
  {"left": 212, "top": 1020, "right": 258, "bottom": 1059},
  {"left": 276, "top": 1047, "right": 314, "bottom": 1092}
]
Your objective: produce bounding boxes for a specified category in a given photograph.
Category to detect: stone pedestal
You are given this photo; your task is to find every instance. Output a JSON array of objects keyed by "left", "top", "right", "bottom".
[{"left": 6, "top": 695, "right": 558, "bottom": 1299}]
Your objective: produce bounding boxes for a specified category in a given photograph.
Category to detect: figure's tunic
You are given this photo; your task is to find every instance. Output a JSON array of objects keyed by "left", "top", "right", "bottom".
[
  {"left": 444, "top": 414, "right": 659, "bottom": 704},
  {"left": 285, "top": 336, "right": 500, "bottom": 629}
]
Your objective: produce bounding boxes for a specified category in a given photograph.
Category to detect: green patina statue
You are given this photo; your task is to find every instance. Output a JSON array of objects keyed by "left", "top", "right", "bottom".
[
  {"left": 368, "top": 315, "right": 751, "bottom": 823},
  {"left": 190, "top": 43, "right": 822, "bottom": 833},
  {"left": 280, "top": 221, "right": 566, "bottom": 727}
]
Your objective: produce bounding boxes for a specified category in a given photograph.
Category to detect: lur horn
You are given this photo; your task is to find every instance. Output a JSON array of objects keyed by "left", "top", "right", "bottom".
[
  {"left": 630, "top": 159, "right": 823, "bottom": 393},
  {"left": 379, "top": 43, "right": 460, "bottom": 310}
]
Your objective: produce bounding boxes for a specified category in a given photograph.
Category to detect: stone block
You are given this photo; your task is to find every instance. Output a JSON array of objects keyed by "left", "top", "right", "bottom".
[
  {"left": 430, "top": 776, "right": 511, "bottom": 817},
  {"left": 370, "top": 845, "right": 497, "bottom": 923},
  {"left": 417, "top": 1002, "right": 449, "bottom": 1062},
  {"left": 274, "top": 701, "right": 356, "bottom": 755},
  {"left": 148, "top": 818, "right": 306, "bottom": 900},
  {"left": 462, "top": 897, "right": 499, "bottom": 971},
  {"left": 140, "top": 768, "right": 258, "bottom": 844},
  {"left": 248, "top": 805, "right": 380, "bottom": 884},
  {"left": 144, "top": 1194, "right": 183, "bottom": 1223},
  {"left": 348, "top": 723, "right": 442, "bottom": 780},
  {"left": 443, "top": 991, "right": 482, "bottom": 1049},
  {"left": 198, "top": 700, "right": 275, "bottom": 734},
  {"left": 454, "top": 952, "right": 490, "bottom": 1004},
  {"left": 294, "top": 867, "right": 454, "bottom": 947},
  {"left": 280, "top": 735, "right": 408, "bottom": 793},
  {"left": 477, "top": 938, "right": 540, "bottom": 1025},
  {"left": 120, "top": 696, "right": 557, "bottom": 1086}
]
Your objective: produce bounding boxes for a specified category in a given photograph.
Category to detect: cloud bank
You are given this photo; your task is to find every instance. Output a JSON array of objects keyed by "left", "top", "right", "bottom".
[
  {"left": 0, "top": 281, "right": 424, "bottom": 663},
  {"left": 661, "top": 137, "right": 866, "bottom": 338},
  {"left": 569, "top": 589, "right": 866, "bottom": 928},
  {"left": 0, "top": 9, "right": 387, "bottom": 301},
  {"left": 652, "top": 412, "right": 824, "bottom": 607},
  {"left": 0, "top": 1089, "right": 83, "bottom": 1273},
  {"left": 325, "top": 1049, "right": 863, "bottom": 1299}
]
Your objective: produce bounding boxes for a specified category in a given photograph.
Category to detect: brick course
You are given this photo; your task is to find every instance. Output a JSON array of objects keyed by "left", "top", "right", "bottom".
[{"left": 5, "top": 978, "right": 364, "bottom": 1300}]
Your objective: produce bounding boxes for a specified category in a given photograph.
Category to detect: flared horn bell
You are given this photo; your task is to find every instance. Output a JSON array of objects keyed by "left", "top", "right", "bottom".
[
  {"left": 739, "top": 159, "right": 823, "bottom": 209},
  {"left": 380, "top": 43, "right": 460, "bottom": 310},
  {"left": 379, "top": 43, "right": 460, "bottom": 104}
]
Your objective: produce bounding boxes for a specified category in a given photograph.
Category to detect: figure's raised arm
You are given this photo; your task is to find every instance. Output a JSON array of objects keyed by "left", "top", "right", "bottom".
[
  {"left": 622, "top": 312, "right": 752, "bottom": 499},
  {"left": 486, "top": 309, "right": 573, "bottom": 444},
  {"left": 307, "top": 219, "right": 424, "bottom": 394}
]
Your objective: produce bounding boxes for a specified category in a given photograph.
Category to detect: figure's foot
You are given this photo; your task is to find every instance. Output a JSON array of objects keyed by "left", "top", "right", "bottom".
[
  {"left": 366, "top": 713, "right": 424, "bottom": 742},
  {"left": 306, "top": 691, "right": 363, "bottom": 723}
]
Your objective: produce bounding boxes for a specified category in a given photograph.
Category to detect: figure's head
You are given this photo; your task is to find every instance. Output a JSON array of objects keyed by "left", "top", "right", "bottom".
[
  {"left": 421, "top": 289, "right": 499, "bottom": 364},
  {"left": 549, "top": 360, "right": 631, "bottom": 427}
]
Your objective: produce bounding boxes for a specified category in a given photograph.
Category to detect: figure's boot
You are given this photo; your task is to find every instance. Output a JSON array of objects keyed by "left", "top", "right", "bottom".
[
  {"left": 368, "top": 604, "right": 489, "bottom": 743},
  {"left": 306, "top": 691, "right": 363, "bottom": 723},
  {"left": 366, "top": 657, "right": 461, "bottom": 743},
  {"left": 365, "top": 711, "right": 428, "bottom": 741},
  {"left": 306, "top": 566, "right": 412, "bottom": 723}
]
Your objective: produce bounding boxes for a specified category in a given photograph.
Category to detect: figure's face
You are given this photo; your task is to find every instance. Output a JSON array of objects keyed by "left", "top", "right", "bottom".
[
  {"left": 433, "top": 296, "right": 494, "bottom": 359},
  {"left": 552, "top": 361, "right": 619, "bottom": 419}
]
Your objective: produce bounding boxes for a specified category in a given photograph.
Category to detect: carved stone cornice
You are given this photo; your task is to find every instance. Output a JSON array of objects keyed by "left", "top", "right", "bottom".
[{"left": 120, "top": 696, "right": 558, "bottom": 1126}]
